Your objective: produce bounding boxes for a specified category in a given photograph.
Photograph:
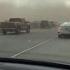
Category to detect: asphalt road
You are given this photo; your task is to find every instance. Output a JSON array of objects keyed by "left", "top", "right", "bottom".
[{"left": 0, "top": 28, "right": 70, "bottom": 63}]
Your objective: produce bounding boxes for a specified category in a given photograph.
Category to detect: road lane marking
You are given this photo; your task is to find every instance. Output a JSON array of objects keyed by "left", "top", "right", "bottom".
[{"left": 11, "top": 39, "right": 51, "bottom": 58}]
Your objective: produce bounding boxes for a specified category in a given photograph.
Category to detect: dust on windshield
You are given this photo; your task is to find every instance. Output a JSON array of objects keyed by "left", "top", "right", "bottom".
[{"left": 0, "top": 0, "right": 70, "bottom": 63}]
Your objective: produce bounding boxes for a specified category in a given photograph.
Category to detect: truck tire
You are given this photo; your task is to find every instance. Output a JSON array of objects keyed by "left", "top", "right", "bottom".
[
  {"left": 15, "top": 29, "right": 20, "bottom": 34},
  {"left": 26, "top": 26, "right": 30, "bottom": 33},
  {"left": 26, "top": 29, "right": 30, "bottom": 33},
  {"left": 2, "top": 29, "right": 7, "bottom": 35}
]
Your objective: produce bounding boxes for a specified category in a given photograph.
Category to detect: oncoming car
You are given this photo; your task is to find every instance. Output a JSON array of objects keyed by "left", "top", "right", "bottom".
[{"left": 57, "top": 22, "right": 70, "bottom": 38}]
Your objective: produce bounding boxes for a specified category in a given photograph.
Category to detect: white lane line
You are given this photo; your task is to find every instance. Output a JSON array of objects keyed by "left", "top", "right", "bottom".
[{"left": 11, "top": 39, "right": 51, "bottom": 58}]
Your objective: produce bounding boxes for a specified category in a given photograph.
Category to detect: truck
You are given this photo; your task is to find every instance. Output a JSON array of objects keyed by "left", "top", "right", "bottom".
[
  {"left": 0, "top": 18, "right": 30, "bottom": 35},
  {"left": 40, "top": 20, "right": 49, "bottom": 28}
]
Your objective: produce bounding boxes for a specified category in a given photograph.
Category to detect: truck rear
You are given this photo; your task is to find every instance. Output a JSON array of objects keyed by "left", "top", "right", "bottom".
[
  {"left": 0, "top": 18, "right": 30, "bottom": 35},
  {"left": 9, "top": 18, "right": 30, "bottom": 33},
  {"left": 0, "top": 22, "right": 20, "bottom": 35}
]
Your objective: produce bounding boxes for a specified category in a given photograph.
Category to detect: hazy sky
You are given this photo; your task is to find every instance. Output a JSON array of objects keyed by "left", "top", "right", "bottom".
[{"left": 0, "top": 0, "right": 70, "bottom": 22}]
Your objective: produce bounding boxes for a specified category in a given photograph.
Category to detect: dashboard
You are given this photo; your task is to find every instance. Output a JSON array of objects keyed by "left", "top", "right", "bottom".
[
  {"left": 0, "top": 62, "right": 63, "bottom": 70},
  {"left": 0, "top": 58, "right": 69, "bottom": 70}
]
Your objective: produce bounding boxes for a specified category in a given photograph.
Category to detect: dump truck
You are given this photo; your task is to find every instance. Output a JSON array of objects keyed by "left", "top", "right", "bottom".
[{"left": 0, "top": 18, "right": 30, "bottom": 35}]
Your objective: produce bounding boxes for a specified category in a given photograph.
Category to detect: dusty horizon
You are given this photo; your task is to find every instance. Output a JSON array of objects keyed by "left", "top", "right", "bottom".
[{"left": 0, "top": 0, "right": 70, "bottom": 22}]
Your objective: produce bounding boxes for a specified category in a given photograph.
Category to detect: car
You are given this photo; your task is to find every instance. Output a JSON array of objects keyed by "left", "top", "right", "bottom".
[{"left": 57, "top": 22, "right": 70, "bottom": 38}]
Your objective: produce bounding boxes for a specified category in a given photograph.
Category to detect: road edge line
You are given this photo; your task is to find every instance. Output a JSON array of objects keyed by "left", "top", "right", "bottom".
[{"left": 11, "top": 39, "right": 51, "bottom": 58}]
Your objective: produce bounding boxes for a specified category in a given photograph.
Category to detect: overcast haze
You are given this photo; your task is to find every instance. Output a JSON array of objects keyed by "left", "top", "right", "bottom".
[{"left": 0, "top": 0, "right": 70, "bottom": 22}]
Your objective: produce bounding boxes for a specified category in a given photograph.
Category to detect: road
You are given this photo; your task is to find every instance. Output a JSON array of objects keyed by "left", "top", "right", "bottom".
[{"left": 0, "top": 28, "right": 70, "bottom": 63}]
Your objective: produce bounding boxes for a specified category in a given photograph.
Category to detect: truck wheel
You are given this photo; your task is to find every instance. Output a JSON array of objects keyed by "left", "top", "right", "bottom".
[
  {"left": 26, "top": 25, "right": 30, "bottom": 33},
  {"left": 2, "top": 29, "right": 7, "bottom": 35},
  {"left": 26, "top": 28, "right": 30, "bottom": 33},
  {"left": 15, "top": 29, "right": 20, "bottom": 34}
]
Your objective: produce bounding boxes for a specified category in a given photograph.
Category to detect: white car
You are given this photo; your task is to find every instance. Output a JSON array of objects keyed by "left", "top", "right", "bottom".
[{"left": 57, "top": 22, "right": 70, "bottom": 38}]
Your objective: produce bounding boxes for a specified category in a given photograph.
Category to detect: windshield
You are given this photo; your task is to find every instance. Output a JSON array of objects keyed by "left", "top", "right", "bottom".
[
  {"left": 9, "top": 18, "right": 22, "bottom": 22},
  {"left": 0, "top": 0, "right": 70, "bottom": 63}
]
